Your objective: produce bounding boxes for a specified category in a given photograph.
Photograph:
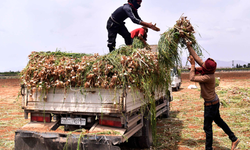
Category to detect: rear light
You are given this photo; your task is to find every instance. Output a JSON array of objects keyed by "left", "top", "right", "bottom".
[
  {"left": 99, "top": 117, "right": 122, "bottom": 128},
  {"left": 31, "top": 113, "right": 51, "bottom": 123}
]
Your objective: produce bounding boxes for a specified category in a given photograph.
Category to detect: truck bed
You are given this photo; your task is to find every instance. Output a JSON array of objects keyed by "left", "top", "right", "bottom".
[{"left": 22, "top": 87, "right": 166, "bottom": 114}]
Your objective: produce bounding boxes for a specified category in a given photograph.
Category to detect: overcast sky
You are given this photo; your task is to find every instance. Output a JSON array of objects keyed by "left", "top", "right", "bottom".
[{"left": 0, "top": 0, "right": 249, "bottom": 72}]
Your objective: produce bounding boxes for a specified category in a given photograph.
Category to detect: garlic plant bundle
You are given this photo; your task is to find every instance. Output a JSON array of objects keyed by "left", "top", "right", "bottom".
[
  {"left": 20, "top": 16, "right": 203, "bottom": 94},
  {"left": 158, "top": 15, "right": 205, "bottom": 68},
  {"left": 20, "top": 48, "right": 169, "bottom": 92}
]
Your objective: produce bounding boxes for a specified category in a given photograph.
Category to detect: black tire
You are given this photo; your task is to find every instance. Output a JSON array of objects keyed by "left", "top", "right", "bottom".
[
  {"left": 127, "top": 137, "right": 139, "bottom": 148},
  {"left": 175, "top": 84, "right": 179, "bottom": 91},
  {"left": 137, "top": 116, "right": 153, "bottom": 148}
]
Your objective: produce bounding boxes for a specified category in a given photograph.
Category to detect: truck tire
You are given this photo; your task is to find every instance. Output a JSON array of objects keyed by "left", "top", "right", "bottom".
[
  {"left": 138, "top": 116, "right": 153, "bottom": 148},
  {"left": 127, "top": 137, "right": 139, "bottom": 148},
  {"left": 175, "top": 84, "right": 179, "bottom": 91}
]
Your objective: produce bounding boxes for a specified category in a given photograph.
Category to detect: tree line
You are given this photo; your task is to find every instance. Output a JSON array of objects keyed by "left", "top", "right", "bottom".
[{"left": 235, "top": 63, "right": 250, "bottom": 68}]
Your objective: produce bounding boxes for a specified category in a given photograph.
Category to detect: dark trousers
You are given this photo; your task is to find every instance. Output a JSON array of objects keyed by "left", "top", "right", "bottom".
[
  {"left": 204, "top": 102, "right": 237, "bottom": 150},
  {"left": 106, "top": 18, "right": 132, "bottom": 52}
]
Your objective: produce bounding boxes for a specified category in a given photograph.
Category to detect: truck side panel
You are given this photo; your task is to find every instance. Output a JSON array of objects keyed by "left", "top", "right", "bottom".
[
  {"left": 24, "top": 88, "right": 124, "bottom": 114},
  {"left": 125, "top": 89, "right": 145, "bottom": 112}
]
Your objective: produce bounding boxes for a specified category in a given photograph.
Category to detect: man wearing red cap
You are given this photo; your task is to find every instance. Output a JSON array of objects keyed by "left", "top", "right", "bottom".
[
  {"left": 130, "top": 27, "right": 149, "bottom": 48},
  {"left": 106, "top": 0, "right": 159, "bottom": 52},
  {"left": 186, "top": 41, "right": 240, "bottom": 150}
]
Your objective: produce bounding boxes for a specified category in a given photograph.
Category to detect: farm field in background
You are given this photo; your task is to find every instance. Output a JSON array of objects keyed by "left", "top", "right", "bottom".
[{"left": 0, "top": 71, "right": 249, "bottom": 150}]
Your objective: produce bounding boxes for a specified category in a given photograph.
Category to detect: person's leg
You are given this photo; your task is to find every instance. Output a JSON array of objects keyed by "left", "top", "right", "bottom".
[
  {"left": 213, "top": 103, "right": 238, "bottom": 142},
  {"left": 204, "top": 105, "right": 214, "bottom": 150},
  {"left": 107, "top": 19, "right": 119, "bottom": 52},
  {"left": 118, "top": 24, "right": 132, "bottom": 46}
]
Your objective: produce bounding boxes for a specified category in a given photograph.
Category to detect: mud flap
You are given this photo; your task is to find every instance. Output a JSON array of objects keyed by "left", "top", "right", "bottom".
[{"left": 15, "top": 130, "right": 121, "bottom": 150}]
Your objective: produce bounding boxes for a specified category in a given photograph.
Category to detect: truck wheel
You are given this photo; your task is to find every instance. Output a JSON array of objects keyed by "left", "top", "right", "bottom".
[
  {"left": 127, "top": 137, "right": 139, "bottom": 148},
  {"left": 175, "top": 84, "right": 179, "bottom": 91},
  {"left": 138, "top": 116, "right": 153, "bottom": 148}
]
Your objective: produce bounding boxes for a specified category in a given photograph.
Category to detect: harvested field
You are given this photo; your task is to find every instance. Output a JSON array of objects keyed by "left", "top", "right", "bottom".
[
  {"left": 0, "top": 72, "right": 249, "bottom": 149},
  {"left": 0, "top": 79, "right": 29, "bottom": 150},
  {"left": 181, "top": 71, "right": 250, "bottom": 80}
]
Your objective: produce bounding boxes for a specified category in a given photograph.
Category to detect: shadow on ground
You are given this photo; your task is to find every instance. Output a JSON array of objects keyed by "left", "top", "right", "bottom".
[
  {"left": 153, "top": 110, "right": 184, "bottom": 150},
  {"left": 119, "top": 110, "right": 230, "bottom": 150},
  {"left": 119, "top": 110, "right": 183, "bottom": 150},
  {"left": 154, "top": 110, "right": 230, "bottom": 150}
]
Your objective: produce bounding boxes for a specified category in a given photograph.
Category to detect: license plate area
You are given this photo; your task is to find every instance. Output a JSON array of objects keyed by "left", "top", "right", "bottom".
[{"left": 61, "top": 117, "right": 86, "bottom": 126}]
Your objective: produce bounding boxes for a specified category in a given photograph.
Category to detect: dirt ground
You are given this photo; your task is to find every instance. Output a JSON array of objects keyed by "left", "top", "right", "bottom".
[
  {"left": 181, "top": 71, "right": 250, "bottom": 80},
  {"left": 0, "top": 71, "right": 249, "bottom": 149}
]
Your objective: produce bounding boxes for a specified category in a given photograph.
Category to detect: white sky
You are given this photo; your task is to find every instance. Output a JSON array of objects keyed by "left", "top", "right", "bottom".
[{"left": 0, "top": 0, "right": 249, "bottom": 72}]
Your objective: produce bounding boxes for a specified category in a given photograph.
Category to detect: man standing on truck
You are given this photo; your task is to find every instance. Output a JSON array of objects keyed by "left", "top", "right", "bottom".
[
  {"left": 130, "top": 27, "right": 150, "bottom": 49},
  {"left": 106, "top": 0, "right": 160, "bottom": 52},
  {"left": 186, "top": 41, "right": 240, "bottom": 150}
]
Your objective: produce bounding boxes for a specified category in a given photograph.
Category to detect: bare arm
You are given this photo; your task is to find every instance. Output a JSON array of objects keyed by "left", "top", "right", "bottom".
[
  {"left": 138, "top": 34, "right": 148, "bottom": 45},
  {"left": 140, "top": 21, "right": 160, "bottom": 31},
  {"left": 188, "top": 56, "right": 210, "bottom": 82},
  {"left": 186, "top": 42, "right": 204, "bottom": 67}
]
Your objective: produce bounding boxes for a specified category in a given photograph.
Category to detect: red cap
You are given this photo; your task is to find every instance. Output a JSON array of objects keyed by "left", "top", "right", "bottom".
[{"left": 202, "top": 58, "right": 217, "bottom": 74}]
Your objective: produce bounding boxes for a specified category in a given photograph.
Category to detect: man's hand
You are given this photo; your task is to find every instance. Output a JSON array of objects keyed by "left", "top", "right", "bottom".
[
  {"left": 185, "top": 39, "right": 192, "bottom": 47},
  {"left": 140, "top": 21, "right": 160, "bottom": 31},
  {"left": 151, "top": 23, "right": 160, "bottom": 31},
  {"left": 145, "top": 44, "right": 151, "bottom": 50},
  {"left": 188, "top": 55, "right": 195, "bottom": 66}
]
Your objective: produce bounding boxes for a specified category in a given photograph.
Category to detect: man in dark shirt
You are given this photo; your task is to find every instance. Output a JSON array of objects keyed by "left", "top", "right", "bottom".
[{"left": 106, "top": 0, "right": 160, "bottom": 52}]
